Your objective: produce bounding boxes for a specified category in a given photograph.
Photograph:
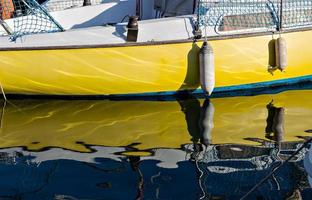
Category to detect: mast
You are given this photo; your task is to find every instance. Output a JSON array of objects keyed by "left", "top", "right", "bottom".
[{"left": 136, "top": 0, "right": 141, "bottom": 19}]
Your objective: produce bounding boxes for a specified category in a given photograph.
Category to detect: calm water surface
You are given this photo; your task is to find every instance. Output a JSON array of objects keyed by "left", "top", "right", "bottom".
[{"left": 0, "top": 90, "right": 312, "bottom": 199}]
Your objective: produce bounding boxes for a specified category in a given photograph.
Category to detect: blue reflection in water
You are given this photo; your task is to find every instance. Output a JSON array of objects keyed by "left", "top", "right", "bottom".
[
  {"left": 0, "top": 142, "right": 311, "bottom": 200},
  {"left": 0, "top": 149, "right": 199, "bottom": 200}
]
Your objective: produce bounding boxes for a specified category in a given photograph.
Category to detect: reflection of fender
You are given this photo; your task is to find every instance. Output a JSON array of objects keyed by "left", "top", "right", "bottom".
[
  {"left": 304, "top": 144, "right": 312, "bottom": 187},
  {"left": 265, "top": 101, "right": 285, "bottom": 144},
  {"left": 0, "top": 0, "right": 14, "bottom": 20},
  {"left": 272, "top": 107, "right": 285, "bottom": 143},
  {"left": 199, "top": 99, "right": 214, "bottom": 146},
  {"left": 177, "top": 97, "right": 215, "bottom": 146}
]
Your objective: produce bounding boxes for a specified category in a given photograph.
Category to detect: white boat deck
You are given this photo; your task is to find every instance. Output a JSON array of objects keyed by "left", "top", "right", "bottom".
[{"left": 0, "top": 15, "right": 198, "bottom": 48}]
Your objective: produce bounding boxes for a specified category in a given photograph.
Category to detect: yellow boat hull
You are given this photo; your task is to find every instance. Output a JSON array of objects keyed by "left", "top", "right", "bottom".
[{"left": 0, "top": 30, "right": 311, "bottom": 96}]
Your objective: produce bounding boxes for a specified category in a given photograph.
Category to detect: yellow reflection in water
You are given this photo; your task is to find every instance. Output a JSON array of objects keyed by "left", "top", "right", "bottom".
[{"left": 0, "top": 90, "right": 311, "bottom": 152}]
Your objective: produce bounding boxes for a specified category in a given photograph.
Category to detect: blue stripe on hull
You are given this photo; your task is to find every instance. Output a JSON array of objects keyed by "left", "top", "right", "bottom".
[{"left": 108, "top": 75, "right": 312, "bottom": 100}]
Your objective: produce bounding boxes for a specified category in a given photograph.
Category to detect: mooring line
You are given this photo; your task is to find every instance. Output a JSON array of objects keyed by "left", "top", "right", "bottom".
[{"left": 0, "top": 82, "right": 7, "bottom": 102}]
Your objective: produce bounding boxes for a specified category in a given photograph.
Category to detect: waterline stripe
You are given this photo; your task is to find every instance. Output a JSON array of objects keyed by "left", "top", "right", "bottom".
[{"left": 110, "top": 75, "right": 312, "bottom": 100}]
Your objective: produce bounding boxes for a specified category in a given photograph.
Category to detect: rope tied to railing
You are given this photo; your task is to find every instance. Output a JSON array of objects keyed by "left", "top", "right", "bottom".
[{"left": 0, "top": 0, "right": 63, "bottom": 40}]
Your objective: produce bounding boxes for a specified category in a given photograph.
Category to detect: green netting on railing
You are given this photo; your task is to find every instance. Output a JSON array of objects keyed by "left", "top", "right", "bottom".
[
  {"left": 198, "top": 0, "right": 312, "bottom": 32},
  {"left": 42, "top": 0, "right": 105, "bottom": 12},
  {"left": 0, "top": 0, "right": 63, "bottom": 40}
]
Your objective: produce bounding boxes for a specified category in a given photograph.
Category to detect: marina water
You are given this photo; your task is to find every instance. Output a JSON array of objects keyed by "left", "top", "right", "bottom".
[{"left": 0, "top": 89, "right": 311, "bottom": 199}]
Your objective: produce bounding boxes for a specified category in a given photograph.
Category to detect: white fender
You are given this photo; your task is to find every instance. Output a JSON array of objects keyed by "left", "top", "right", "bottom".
[
  {"left": 275, "top": 37, "right": 288, "bottom": 71},
  {"left": 199, "top": 41, "right": 215, "bottom": 95}
]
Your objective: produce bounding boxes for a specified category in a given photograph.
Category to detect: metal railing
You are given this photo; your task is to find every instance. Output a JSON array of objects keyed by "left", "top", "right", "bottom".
[{"left": 198, "top": 0, "right": 312, "bottom": 32}]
